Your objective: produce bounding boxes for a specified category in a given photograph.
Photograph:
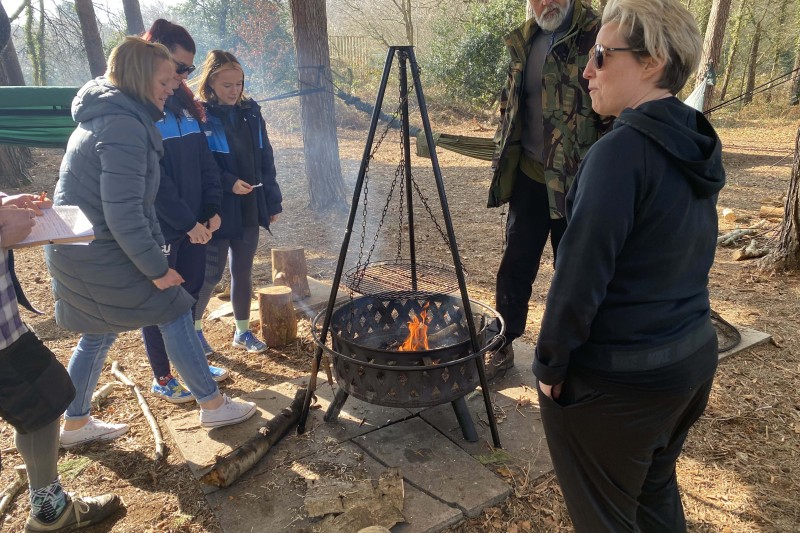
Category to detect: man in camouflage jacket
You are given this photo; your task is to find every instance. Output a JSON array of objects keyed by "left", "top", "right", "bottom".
[{"left": 486, "top": 0, "right": 605, "bottom": 379}]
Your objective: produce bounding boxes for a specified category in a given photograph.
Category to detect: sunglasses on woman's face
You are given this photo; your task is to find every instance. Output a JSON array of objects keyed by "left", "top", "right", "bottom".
[
  {"left": 590, "top": 43, "right": 645, "bottom": 69},
  {"left": 175, "top": 62, "right": 196, "bottom": 75}
]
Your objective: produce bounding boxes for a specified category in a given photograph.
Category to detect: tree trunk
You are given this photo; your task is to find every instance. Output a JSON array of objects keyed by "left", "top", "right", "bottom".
[
  {"left": 694, "top": 0, "right": 732, "bottom": 112},
  {"left": 765, "top": 0, "right": 790, "bottom": 103},
  {"left": 289, "top": 0, "right": 346, "bottom": 211},
  {"left": 121, "top": 0, "right": 145, "bottom": 36},
  {"left": 718, "top": 0, "right": 745, "bottom": 102},
  {"left": 0, "top": 2, "right": 33, "bottom": 188},
  {"left": 790, "top": 8, "right": 800, "bottom": 105},
  {"left": 743, "top": 21, "right": 761, "bottom": 106},
  {"left": 74, "top": 0, "right": 106, "bottom": 77},
  {"left": 400, "top": 0, "right": 414, "bottom": 46},
  {"left": 759, "top": 126, "right": 800, "bottom": 272}
]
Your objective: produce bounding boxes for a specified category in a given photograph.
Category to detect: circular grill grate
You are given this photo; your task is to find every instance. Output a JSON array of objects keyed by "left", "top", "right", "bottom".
[{"left": 344, "top": 260, "right": 462, "bottom": 299}]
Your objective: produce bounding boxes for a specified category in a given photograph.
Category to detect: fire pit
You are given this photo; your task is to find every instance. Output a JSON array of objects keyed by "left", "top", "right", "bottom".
[{"left": 314, "top": 294, "right": 501, "bottom": 408}]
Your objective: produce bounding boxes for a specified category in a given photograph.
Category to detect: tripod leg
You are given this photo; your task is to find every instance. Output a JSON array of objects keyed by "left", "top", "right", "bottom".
[
  {"left": 324, "top": 388, "right": 350, "bottom": 423},
  {"left": 451, "top": 396, "right": 478, "bottom": 442}
]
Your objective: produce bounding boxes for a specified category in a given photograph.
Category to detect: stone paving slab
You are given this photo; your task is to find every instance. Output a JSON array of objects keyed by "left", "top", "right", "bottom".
[
  {"left": 419, "top": 342, "right": 552, "bottom": 480},
  {"left": 355, "top": 417, "right": 511, "bottom": 518},
  {"left": 204, "top": 440, "right": 463, "bottom": 533}
]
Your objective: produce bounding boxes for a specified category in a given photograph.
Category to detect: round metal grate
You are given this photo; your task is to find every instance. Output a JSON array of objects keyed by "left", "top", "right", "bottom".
[{"left": 344, "top": 260, "right": 462, "bottom": 299}]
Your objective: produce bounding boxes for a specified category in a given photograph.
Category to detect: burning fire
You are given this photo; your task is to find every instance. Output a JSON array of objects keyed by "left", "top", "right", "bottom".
[{"left": 398, "top": 303, "right": 430, "bottom": 351}]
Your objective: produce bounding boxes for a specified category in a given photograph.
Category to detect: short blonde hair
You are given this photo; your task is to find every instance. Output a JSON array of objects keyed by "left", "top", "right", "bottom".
[
  {"left": 602, "top": 0, "right": 701, "bottom": 94},
  {"left": 192, "top": 50, "right": 246, "bottom": 105},
  {"left": 106, "top": 36, "right": 172, "bottom": 105}
]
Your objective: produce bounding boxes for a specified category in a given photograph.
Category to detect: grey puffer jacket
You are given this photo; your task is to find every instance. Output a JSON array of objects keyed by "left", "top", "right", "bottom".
[{"left": 45, "top": 78, "right": 195, "bottom": 333}]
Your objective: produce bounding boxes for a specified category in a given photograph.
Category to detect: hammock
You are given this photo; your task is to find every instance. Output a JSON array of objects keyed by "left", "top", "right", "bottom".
[{"left": 0, "top": 86, "right": 78, "bottom": 148}]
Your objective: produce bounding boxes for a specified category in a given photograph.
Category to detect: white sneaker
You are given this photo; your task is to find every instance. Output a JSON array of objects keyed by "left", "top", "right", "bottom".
[
  {"left": 60, "top": 417, "right": 129, "bottom": 449},
  {"left": 199, "top": 395, "right": 257, "bottom": 428}
]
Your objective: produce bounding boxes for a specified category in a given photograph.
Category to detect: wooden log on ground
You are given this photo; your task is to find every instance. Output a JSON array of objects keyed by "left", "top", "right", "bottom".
[
  {"left": 272, "top": 246, "right": 311, "bottom": 300},
  {"left": 91, "top": 381, "right": 121, "bottom": 410},
  {"left": 200, "top": 388, "right": 307, "bottom": 488},
  {"left": 759, "top": 204, "right": 784, "bottom": 220},
  {"left": 258, "top": 286, "right": 297, "bottom": 347},
  {"left": 0, "top": 465, "right": 27, "bottom": 517},
  {"left": 733, "top": 239, "right": 769, "bottom": 261},
  {"left": 110, "top": 361, "right": 166, "bottom": 462}
]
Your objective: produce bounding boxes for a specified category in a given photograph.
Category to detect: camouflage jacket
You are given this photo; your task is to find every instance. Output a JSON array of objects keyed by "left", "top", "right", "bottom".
[{"left": 488, "top": 1, "right": 606, "bottom": 217}]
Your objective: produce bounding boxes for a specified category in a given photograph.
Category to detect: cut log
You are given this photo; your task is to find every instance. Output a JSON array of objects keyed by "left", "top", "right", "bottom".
[
  {"left": 200, "top": 388, "right": 306, "bottom": 488},
  {"left": 110, "top": 361, "right": 166, "bottom": 462},
  {"left": 733, "top": 239, "right": 769, "bottom": 261},
  {"left": 258, "top": 286, "right": 297, "bottom": 347},
  {"left": 759, "top": 205, "right": 784, "bottom": 220},
  {"left": 0, "top": 465, "right": 27, "bottom": 517},
  {"left": 272, "top": 246, "right": 311, "bottom": 300}
]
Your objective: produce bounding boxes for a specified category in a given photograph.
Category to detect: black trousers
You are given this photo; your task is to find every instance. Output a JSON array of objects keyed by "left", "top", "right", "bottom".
[
  {"left": 538, "top": 374, "right": 715, "bottom": 533},
  {"left": 495, "top": 173, "right": 566, "bottom": 342}
]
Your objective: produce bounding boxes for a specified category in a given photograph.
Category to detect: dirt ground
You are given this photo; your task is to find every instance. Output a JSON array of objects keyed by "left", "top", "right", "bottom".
[{"left": 1, "top": 106, "right": 799, "bottom": 532}]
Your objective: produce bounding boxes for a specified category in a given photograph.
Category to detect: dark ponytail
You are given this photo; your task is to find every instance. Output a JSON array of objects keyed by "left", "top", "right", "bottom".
[{"left": 143, "top": 19, "right": 205, "bottom": 122}]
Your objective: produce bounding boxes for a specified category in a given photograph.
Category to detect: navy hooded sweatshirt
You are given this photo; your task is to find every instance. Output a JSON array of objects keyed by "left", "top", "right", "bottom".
[{"left": 534, "top": 96, "right": 725, "bottom": 393}]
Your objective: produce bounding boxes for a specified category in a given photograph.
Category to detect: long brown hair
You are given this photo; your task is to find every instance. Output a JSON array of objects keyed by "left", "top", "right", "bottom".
[
  {"left": 142, "top": 19, "right": 205, "bottom": 121},
  {"left": 191, "top": 50, "right": 246, "bottom": 105}
]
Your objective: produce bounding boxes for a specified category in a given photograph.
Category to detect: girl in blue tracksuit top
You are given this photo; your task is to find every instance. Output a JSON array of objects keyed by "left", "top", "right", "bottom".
[
  {"left": 141, "top": 20, "right": 228, "bottom": 404},
  {"left": 193, "top": 50, "right": 283, "bottom": 354}
]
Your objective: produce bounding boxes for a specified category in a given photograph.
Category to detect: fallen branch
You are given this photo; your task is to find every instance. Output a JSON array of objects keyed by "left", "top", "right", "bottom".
[
  {"left": 718, "top": 228, "right": 757, "bottom": 246},
  {"left": 0, "top": 465, "right": 27, "bottom": 517},
  {"left": 91, "top": 381, "right": 121, "bottom": 410},
  {"left": 733, "top": 239, "right": 769, "bottom": 261},
  {"left": 110, "top": 361, "right": 166, "bottom": 462},
  {"left": 200, "top": 388, "right": 306, "bottom": 488}
]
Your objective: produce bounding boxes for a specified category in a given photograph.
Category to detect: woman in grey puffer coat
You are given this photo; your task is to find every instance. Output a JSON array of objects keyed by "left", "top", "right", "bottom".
[{"left": 45, "top": 37, "right": 256, "bottom": 448}]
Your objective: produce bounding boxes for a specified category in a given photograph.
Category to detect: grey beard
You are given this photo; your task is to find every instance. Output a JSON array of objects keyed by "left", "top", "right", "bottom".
[{"left": 535, "top": 2, "right": 571, "bottom": 32}]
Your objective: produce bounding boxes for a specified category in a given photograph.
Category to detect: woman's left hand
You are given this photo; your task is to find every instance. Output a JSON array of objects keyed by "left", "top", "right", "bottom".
[
  {"left": 538, "top": 381, "right": 563, "bottom": 400},
  {"left": 206, "top": 214, "right": 221, "bottom": 232},
  {"left": 1, "top": 193, "right": 52, "bottom": 214},
  {"left": 232, "top": 179, "right": 253, "bottom": 195}
]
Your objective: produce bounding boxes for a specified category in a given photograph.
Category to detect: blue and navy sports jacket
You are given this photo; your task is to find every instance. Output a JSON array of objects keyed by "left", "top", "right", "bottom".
[
  {"left": 201, "top": 98, "right": 282, "bottom": 239},
  {"left": 154, "top": 99, "right": 223, "bottom": 242}
]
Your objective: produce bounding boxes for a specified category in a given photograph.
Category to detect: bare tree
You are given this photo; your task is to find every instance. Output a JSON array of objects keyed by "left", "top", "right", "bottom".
[
  {"left": 765, "top": 0, "right": 790, "bottom": 103},
  {"left": 0, "top": 2, "right": 33, "bottom": 187},
  {"left": 760, "top": 126, "right": 800, "bottom": 271},
  {"left": 74, "top": 0, "right": 105, "bottom": 77},
  {"left": 694, "top": 0, "right": 732, "bottom": 111},
  {"left": 718, "top": 0, "right": 746, "bottom": 102},
  {"left": 742, "top": 19, "right": 761, "bottom": 106},
  {"left": 122, "top": 0, "right": 145, "bottom": 36},
  {"left": 289, "top": 0, "right": 346, "bottom": 211}
]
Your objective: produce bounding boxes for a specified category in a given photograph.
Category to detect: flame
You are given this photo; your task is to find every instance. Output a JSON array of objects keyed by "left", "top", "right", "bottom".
[{"left": 398, "top": 303, "right": 430, "bottom": 351}]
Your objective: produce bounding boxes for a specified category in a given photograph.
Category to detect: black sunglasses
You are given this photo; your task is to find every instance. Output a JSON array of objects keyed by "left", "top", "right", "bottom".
[
  {"left": 590, "top": 43, "right": 646, "bottom": 70},
  {"left": 175, "top": 62, "right": 196, "bottom": 75}
]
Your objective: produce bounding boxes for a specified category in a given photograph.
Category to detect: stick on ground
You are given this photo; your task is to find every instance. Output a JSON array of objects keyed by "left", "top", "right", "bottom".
[
  {"left": 200, "top": 388, "right": 307, "bottom": 488},
  {"left": 110, "top": 360, "right": 166, "bottom": 462},
  {"left": 0, "top": 465, "right": 27, "bottom": 517},
  {"left": 91, "top": 381, "right": 121, "bottom": 410}
]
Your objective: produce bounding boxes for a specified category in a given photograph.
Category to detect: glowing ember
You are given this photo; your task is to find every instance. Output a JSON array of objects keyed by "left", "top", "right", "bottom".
[{"left": 398, "top": 303, "right": 430, "bottom": 351}]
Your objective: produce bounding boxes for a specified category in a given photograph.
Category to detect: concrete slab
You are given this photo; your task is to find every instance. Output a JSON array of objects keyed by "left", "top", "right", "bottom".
[
  {"left": 355, "top": 417, "right": 511, "bottom": 518},
  {"left": 164, "top": 374, "right": 414, "bottom": 493},
  {"left": 204, "top": 440, "right": 463, "bottom": 533},
  {"left": 419, "top": 342, "right": 552, "bottom": 480},
  {"left": 719, "top": 326, "right": 771, "bottom": 360}
]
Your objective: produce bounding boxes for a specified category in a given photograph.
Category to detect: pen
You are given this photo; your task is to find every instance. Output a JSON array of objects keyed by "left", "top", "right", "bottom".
[{"left": 250, "top": 183, "right": 263, "bottom": 188}]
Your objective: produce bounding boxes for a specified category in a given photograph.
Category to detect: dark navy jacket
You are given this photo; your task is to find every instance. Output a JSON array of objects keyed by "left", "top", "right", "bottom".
[
  {"left": 154, "top": 98, "right": 223, "bottom": 242},
  {"left": 201, "top": 98, "right": 282, "bottom": 239}
]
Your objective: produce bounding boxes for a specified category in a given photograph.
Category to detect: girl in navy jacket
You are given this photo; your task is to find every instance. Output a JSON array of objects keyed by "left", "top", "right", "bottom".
[{"left": 193, "top": 50, "right": 283, "bottom": 353}]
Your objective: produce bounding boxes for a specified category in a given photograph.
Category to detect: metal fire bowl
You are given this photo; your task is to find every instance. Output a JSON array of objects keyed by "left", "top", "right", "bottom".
[{"left": 311, "top": 294, "right": 504, "bottom": 408}]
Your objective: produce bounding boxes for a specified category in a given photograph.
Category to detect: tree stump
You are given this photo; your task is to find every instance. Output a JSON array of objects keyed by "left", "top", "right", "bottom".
[
  {"left": 258, "top": 286, "right": 297, "bottom": 347},
  {"left": 272, "top": 246, "right": 311, "bottom": 301}
]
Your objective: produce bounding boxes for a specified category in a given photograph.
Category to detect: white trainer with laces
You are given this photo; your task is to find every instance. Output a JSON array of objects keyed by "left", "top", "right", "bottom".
[
  {"left": 60, "top": 417, "right": 129, "bottom": 449},
  {"left": 199, "top": 394, "right": 257, "bottom": 428}
]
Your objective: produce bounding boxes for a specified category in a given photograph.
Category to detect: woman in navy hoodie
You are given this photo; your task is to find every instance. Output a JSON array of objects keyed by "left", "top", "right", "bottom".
[
  {"left": 192, "top": 50, "right": 282, "bottom": 353},
  {"left": 141, "top": 20, "right": 227, "bottom": 403}
]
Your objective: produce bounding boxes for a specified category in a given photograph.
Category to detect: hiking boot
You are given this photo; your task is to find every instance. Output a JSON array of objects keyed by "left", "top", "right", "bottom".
[
  {"left": 208, "top": 365, "right": 229, "bottom": 382},
  {"left": 151, "top": 377, "right": 195, "bottom": 404},
  {"left": 60, "top": 417, "right": 129, "bottom": 449},
  {"left": 484, "top": 343, "right": 515, "bottom": 381},
  {"left": 199, "top": 394, "right": 257, "bottom": 428},
  {"left": 24, "top": 493, "right": 122, "bottom": 532},
  {"left": 197, "top": 330, "right": 214, "bottom": 357},
  {"left": 232, "top": 330, "right": 268, "bottom": 354}
]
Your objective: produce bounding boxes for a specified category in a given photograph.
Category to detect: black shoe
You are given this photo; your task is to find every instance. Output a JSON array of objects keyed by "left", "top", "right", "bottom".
[
  {"left": 484, "top": 343, "right": 515, "bottom": 381},
  {"left": 25, "top": 493, "right": 122, "bottom": 532}
]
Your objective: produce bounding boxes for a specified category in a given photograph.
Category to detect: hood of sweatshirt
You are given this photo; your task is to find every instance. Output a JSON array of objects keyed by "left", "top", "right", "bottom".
[{"left": 615, "top": 96, "right": 725, "bottom": 198}]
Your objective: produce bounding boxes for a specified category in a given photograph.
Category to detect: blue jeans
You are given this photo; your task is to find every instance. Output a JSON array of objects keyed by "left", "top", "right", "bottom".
[{"left": 64, "top": 311, "right": 220, "bottom": 420}]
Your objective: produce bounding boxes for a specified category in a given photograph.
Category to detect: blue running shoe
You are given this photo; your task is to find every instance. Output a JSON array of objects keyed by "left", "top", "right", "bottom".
[
  {"left": 232, "top": 330, "right": 268, "bottom": 353},
  {"left": 151, "top": 377, "right": 195, "bottom": 404},
  {"left": 197, "top": 330, "right": 214, "bottom": 357},
  {"left": 209, "top": 365, "right": 229, "bottom": 382}
]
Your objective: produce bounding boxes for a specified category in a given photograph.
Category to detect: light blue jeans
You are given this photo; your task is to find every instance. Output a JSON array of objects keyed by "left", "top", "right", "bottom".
[{"left": 64, "top": 311, "right": 220, "bottom": 420}]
